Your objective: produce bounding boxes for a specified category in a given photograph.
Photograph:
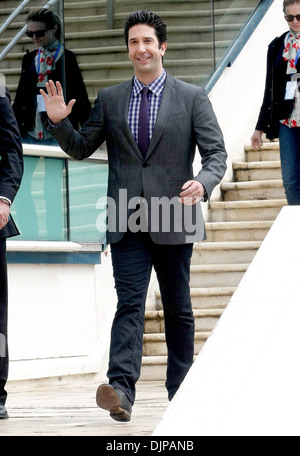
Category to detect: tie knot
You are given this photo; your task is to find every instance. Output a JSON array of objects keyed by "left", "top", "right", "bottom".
[{"left": 141, "top": 86, "right": 149, "bottom": 96}]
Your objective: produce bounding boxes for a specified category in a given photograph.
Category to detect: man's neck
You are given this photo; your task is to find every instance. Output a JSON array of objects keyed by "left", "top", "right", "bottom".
[{"left": 135, "top": 68, "right": 164, "bottom": 86}]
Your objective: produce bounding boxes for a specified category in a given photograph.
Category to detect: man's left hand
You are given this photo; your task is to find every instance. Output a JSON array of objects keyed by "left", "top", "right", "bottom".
[
  {"left": 0, "top": 201, "right": 10, "bottom": 230},
  {"left": 179, "top": 180, "right": 205, "bottom": 205}
]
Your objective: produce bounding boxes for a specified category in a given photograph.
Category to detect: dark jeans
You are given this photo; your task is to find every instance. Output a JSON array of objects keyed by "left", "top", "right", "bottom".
[
  {"left": 108, "top": 231, "right": 195, "bottom": 404},
  {"left": 279, "top": 123, "right": 300, "bottom": 205},
  {"left": 0, "top": 239, "right": 8, "bottom": 406}
]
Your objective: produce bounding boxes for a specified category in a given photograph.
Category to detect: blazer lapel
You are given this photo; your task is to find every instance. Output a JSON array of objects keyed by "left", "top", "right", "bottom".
[
  {"left": 146, "top": 73, "right": 177, "bottom": 158},
  {"left": 118, "top": 79, "right": 144, "bottom": 159}
]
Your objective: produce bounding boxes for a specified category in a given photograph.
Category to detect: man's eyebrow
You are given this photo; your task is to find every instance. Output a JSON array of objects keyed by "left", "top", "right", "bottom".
[{"left": 129, "top": 36, "right": 155, "bottom": 42}]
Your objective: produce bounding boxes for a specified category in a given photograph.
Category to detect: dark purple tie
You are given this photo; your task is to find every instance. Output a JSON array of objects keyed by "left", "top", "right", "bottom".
[{"left": 138, "top": 87, "right": 149, "bottom": 157}]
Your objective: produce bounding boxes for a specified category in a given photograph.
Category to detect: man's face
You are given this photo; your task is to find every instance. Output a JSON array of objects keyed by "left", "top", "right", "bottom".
[{"left": 128, "top": 24, "right": 167, "bottom": 83}]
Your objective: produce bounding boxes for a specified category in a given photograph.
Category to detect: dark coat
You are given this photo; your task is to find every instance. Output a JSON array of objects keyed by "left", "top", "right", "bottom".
[
  {"left": 0, "top": 88, "right": 23, "bottom": 239},
  {"left": 255, "top": 31, "right": 300, "bottom": 140},
  {"left": 13, "top": 48, "right": 91, "bottom": 137}
]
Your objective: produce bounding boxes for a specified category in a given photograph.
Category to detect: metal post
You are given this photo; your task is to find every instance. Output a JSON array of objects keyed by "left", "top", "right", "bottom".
[
  {"left": 107, "top": 0, "right": 115, "bottom": 30},
  {"left": 211, "top": 0, "right": 216, "bottom": 71}
]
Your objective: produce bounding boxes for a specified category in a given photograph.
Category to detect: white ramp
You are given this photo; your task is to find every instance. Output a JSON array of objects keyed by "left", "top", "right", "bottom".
[{"left": 154, "top": 206, "right": 300, "bottom": 437}]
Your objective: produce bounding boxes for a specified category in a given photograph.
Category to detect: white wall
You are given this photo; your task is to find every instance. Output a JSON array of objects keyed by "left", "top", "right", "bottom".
[
  {"left": 154, "top": 206, "right": 300, "bottom": 437},
  {"left": 7, "top": 245, "right": 117, "bottom": 383}
]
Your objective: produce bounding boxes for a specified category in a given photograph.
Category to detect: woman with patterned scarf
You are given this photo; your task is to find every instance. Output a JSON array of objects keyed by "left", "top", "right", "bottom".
[
  {"left": 13, "top": 8, "right": 91, "bottom": 145},
  {"left": 251, "top": 0, "right": 300, "bottom": 205}
]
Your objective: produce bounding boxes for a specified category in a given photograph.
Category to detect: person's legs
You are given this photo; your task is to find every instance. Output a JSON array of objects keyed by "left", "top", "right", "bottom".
[
  {"left": 107, "top": 231, "right": 153, "bottom": 405},
  {"left": 152, "top": 242, "right": 194, "bottom": 401},
  {"left": 0, "top": 239, "right": 8, "bottom": 409},
  {"left": 279, "top": 123, "right": 300, "bottom": 205}
]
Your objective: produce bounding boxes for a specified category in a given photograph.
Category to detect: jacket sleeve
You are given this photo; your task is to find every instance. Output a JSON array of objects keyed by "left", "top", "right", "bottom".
[
  {"left": 255, "top": 43, "right": 274, "bottom": 133},
  {"left": 192, "top": 87, "right": 227, "bottom": 199},
  {"left": 0, "top": 88, "right": 24, "bottom": 203},
  {"left": 45, "top": 89, "right": 105, "bottom": 160}
]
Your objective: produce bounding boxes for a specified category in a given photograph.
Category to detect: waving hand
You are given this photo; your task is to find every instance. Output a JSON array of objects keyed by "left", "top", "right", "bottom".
[{"left": 40, "top": 80, "right": 76, "bottom": 125}]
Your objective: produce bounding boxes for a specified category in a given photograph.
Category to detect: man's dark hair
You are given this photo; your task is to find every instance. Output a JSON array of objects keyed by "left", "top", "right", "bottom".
[{"left": 124, "top": 10, "right": 168, "bottom": 49}]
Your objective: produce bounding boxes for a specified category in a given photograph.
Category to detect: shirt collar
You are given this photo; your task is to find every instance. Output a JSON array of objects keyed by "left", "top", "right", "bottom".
[{"left": 133, "top": 69, "right": 166, "bottom": 97}]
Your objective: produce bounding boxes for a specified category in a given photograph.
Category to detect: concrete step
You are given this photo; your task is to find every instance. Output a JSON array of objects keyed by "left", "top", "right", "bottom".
[
  {"left": 205, "top": 220, "right": 274, "bottom": 242},
  {"left": 144, "top": 309, "right": 223, "bottom": 334},
  {"left": 79, "top": 57, "right": 215, "bottom": 80},
  {"left": 233, "top": 160, "right": 282, "bottom": 182},
  {"left": 113, "top": 0, "right": 258, "bottom": 14},
  {"left": 143, "top": 331, "right": 210, "bottom": 357},
  {"left": 190, "top": 263, "right": 249, "bottom": 288},
  {"left": 156, "top": 285, "right": 236, "bottom": 310},
  {"left": 190, "top": 286, "right": 235, "bottom": 309},
  {"left": 245, "top": 143, "right": 280, "bottom": 162},
  {"left": 192, "top": 240, "right": 261, "bottom": 264},
  {"left": 221, "top": 180, "right": 285, "bottom": 202},
  {"left": 140, "top": 355, "right": 168, "bottom": 381},
  {"left": 209, "top": 199, "right": 287, "bottom": 223},
  {"left": 2, "top": 56, "right": 214, "bottom": 85},
  {"left": 61, "top": 24, "right": 244, "bottom": 49}
]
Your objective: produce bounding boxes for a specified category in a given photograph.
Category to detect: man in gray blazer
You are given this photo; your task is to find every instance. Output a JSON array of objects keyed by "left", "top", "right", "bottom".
[{"left": 41, "top": 10, "right": 227, "bottom": 422}]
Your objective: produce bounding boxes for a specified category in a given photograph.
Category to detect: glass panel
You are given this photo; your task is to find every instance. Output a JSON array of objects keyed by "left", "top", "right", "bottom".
[
  {"left": 213, "top": 0, "right": 261, "bottom": 64},
  {"left": 11, "top": 156, "right": 67, "bottom": 241},
  {"left": 68, "top": 161, "right": 108, "bottom": 243}
]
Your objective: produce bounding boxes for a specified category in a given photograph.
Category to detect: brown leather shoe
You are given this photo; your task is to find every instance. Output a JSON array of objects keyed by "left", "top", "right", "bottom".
[{"left": 96, "top": 384, "right": 132, "bottom": 422}]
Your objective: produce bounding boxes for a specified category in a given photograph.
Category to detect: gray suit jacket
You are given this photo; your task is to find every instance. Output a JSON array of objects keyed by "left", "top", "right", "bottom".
[{"left": 47, "top": 73, "right": 227, "bottom": 245}]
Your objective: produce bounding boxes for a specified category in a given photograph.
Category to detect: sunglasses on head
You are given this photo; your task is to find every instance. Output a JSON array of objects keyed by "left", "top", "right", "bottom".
[
  {"left": 285, "top": 14, "right": 300, "bottom": 22},
  {"left": 26, "top": 29, "right": 48, "bottom": 38}
]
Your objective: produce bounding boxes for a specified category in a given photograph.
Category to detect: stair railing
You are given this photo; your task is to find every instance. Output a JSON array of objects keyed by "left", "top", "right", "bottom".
[
  {"left": 205, "top": 0, "right": 274, "bottom": 92},
  {"left": 0, "top": 0, "right": 59, "bottom": 62},
  {"left": 107, "top": 0, "right": 115, "bottom": 30}
]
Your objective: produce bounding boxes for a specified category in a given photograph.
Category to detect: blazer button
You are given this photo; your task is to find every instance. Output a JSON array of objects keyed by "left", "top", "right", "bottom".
[{"left": 142, "top": 163, "right": 148, "bottom": 168}]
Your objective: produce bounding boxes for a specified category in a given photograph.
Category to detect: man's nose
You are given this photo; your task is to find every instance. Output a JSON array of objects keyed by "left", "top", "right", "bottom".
[{"left": 137, "top": 42, "right": 147, "bottom": 52}]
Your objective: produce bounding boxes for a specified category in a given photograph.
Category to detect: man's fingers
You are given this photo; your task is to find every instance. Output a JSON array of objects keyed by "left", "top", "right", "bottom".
[
  {"left": 67, "top": 99, "right": 76, "bottom": 110},
  {"left": 56, "top": 81, "right": 64, "bottom": 97},
  {"left": 39, "top": 88, "right": 47, "bottom": 101}
]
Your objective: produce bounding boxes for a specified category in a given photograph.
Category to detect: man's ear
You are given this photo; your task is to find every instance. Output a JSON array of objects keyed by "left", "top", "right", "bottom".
[{"left": 160, "top": 42, "right": 167, "bottom": 57}]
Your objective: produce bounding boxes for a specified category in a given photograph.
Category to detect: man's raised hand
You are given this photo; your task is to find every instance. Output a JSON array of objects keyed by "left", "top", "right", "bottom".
[{"left": 40, "top": 80, "right": 76, "bottom": 125}]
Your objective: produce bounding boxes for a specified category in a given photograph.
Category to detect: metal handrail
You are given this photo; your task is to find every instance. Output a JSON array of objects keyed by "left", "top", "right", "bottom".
[
  {"left": 107, "top": 0, "right": 115, "bottom": 30},
  {"left": 0, "top": 0, "right": 59, "bottom": 62},
  {"left": 205, "top": 0, "right": 275, "bottom": 92},
  {"left": 0, "top": 0, "right": 31, "bottom": 35}
]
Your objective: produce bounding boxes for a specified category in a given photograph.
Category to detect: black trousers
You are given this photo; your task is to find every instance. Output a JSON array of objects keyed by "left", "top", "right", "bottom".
[
  {"left": 0, "top": 239, "right": 8, "bottom": 406},
  {"left": 108, "top": 231, "right": 195, "bottom": 404}
]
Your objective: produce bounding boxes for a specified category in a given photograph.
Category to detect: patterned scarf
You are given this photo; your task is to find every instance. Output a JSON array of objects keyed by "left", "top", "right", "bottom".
[
  {"left": 283, "top": 30, "right": 300, "bottom": 74},
  {"left": 28, "top": 39, "right": 64, "bottom": 140},
  {"left": 281, "top": 31, "right": 300, "bottom": 127}
]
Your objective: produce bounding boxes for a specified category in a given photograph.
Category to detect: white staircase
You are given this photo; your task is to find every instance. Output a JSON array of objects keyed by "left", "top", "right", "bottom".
[{"left": 141, "top": 141, "right": 287, "bottom": 381}]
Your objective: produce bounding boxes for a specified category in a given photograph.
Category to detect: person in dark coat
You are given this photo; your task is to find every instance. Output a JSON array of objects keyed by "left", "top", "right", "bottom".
[
  {"left": 13, "top": 8, "right": 91, "bottom": 144},
  {"left": 0, "top": 87, "right": 23, "bottom": 419},
  {"left": 251, "top": 0, "right": 300, "bottom": 205}
]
